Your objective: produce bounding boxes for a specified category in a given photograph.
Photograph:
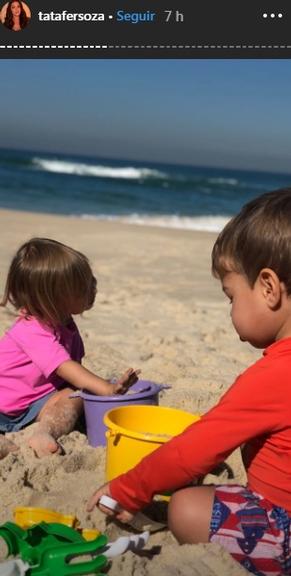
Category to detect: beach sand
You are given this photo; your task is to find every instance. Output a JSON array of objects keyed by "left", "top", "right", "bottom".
[{"left": 0, "top": 209, "right": 260, "bottom": 575}]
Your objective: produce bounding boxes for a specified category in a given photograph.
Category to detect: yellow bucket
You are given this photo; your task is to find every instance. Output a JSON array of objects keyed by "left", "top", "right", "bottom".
[{"left": 104, "top": 404, "right": 200, "bottom": 481}]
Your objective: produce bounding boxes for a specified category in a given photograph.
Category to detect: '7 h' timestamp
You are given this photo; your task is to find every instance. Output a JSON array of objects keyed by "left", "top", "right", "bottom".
[{"left": 164, "top": 10, "right": 184, "bottom": 23}]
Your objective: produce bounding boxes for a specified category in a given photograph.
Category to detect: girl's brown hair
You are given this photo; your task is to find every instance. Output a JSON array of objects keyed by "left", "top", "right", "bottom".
[
  {"left": 212, "top": 188, "right": 291, "bottom": 294},
  {"left": 1, "top": 238, "right": 96, "bottom": 326}
]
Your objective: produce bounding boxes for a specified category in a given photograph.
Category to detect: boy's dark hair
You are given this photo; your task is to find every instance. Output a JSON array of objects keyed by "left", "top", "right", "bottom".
[
  {"left": 1, "top": 237, "right": 96, "bottom": 326},
  {"left": 212, "top": 188, "right": 291, "bottom": 294}
]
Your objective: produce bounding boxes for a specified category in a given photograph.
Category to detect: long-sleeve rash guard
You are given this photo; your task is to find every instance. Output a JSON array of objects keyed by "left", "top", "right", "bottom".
[{"left": 110, "top": 338, "right": 291, "bottom": 514}]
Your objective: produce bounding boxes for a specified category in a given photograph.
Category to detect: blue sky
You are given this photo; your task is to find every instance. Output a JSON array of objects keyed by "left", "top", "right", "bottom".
[{"left": 1, "top": 59, "right": 291, "bottom": 172}]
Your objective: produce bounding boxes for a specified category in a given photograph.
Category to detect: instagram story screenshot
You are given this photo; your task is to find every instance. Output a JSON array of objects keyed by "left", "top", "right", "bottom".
[{"left": 0, "top": 2, "right": 291, "bottom": 576}]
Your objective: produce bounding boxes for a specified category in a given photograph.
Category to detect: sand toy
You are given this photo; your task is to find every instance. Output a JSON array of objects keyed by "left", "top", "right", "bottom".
[
  {"left": 104, "top": 404, "right": 200, "bottom": 481},
  {"left": 74, "top": 380, "right": 170, "bottom": 446},
  {"left": 0, "top": 521, "right": 149, "bottom": 576},
  {"left": 13, "top": 509, "right": 78, "bottom": 530},
  {"left": 99, "top": 495, "right": 166, "bottom": 532},
  {"left": 13, "top": 508, "right": 100, "bottom": 542}
]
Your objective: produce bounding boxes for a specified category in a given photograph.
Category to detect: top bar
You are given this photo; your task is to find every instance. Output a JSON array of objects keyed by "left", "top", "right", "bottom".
[{"left": 0, "top": 0, "right": 289, "bottom": 58}]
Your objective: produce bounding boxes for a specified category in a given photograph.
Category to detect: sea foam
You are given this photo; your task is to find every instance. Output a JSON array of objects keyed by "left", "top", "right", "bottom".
[
  {"left": 32, "top": 157, "right": 165, "bottom": 180},
  {"left": 79, "top": 213, "right": 230, "bottom": 233}
]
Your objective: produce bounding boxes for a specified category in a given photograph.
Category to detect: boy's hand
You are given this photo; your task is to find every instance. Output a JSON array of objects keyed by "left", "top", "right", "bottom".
[
  {"left": 113, "top": 368, "right": 141, "bottom": 394},
  {"left": 87, "top": 482, "right": 134, "bottom": 524}
]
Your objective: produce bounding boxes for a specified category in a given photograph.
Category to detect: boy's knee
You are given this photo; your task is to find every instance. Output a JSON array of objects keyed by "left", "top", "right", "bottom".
[
  {"left": 168, "top": 486, "right": 214, "bottom": 544},
  {"left": 168, "top": 488, "right": 195, "bottom": 542}
]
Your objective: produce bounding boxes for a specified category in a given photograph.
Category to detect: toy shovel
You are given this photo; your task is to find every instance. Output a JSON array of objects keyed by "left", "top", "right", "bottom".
[{"left": 99, "top": 495, "right": 166, "bottom": 532}]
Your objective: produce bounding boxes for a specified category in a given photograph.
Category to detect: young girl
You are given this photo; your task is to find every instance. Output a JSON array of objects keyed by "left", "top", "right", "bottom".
[{"left": 0, "top": 237, "right": 139, "bottom": 459}]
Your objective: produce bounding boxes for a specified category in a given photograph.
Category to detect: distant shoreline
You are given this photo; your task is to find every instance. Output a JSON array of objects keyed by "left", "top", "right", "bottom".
[{"left": 0, "top": 206, "right": 229, "bottom": 234}]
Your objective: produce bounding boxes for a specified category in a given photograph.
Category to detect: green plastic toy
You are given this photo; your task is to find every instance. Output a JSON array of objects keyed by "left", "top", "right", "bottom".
[{"left": 0, "top": 522, "right": 108, "bottom": 576}]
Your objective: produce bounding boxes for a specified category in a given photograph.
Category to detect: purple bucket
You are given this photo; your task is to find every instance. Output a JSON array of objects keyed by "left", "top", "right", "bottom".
[{"left": 79, "top": 380, "right": 168, "bottom": 447}]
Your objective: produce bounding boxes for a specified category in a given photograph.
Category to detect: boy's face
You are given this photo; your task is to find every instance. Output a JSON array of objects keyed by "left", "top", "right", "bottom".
[{"left": 221, "top": 271, "right": 279, "bottom": 349}]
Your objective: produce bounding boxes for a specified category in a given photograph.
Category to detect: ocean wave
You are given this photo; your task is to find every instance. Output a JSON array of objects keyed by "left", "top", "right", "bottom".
[
  {"left": 79, "top": 213, "right": 230, "bottom": 233},
  {"left": 32, "top": 158, "right": 166, "bottom": 180},
  {"left": 30, "top": 158, "right": 246, "bottom": 190},
  {"left": 207, "top": 177, "right": 239, "bottom": 186}
]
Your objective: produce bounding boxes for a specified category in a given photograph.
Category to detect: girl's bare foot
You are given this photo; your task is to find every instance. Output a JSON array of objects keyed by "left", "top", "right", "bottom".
[
  {"left": 28, "top": 431, "right": 63, "bottom": 458},
  {"left": 0, "top": 437, "right": 19, "bottom": 460}
]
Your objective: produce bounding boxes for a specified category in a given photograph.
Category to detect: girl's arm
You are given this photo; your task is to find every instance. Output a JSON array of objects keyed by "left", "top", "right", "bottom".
[{"left": 56, "top": 360, "right": 139, "bottom": 395}]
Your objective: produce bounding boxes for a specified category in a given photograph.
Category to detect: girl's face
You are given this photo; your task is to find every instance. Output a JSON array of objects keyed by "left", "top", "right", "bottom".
[
  {"left": 11, "top": 2, "right": 21, "bottom": 16},
  {"left": 70, "top": 276, "right": 97, "bottom": 315},
  {"left": 87, "top": 276, "right": 97, "bottom": 309}
]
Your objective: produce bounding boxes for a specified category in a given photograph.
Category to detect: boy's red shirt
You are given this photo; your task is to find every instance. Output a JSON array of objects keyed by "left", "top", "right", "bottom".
[{"left": 110, "top": 338, "right": 291, "bottom": 514}]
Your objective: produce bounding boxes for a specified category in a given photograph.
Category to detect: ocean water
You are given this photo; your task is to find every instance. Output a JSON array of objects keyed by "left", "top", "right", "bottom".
[{"left": 1, "top": 148, "right": 291, "bottom": 232}]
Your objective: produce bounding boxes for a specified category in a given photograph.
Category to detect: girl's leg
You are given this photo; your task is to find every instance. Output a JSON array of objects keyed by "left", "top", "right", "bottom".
[
  {"left": 28, "top": 388, "right": 83, "bottom": 457},
  {"left": 168, "top": 486, "right": 215, "bottom": 543},
  {"left": 0, "top": 436, "right": 18, "bottom": 459}
]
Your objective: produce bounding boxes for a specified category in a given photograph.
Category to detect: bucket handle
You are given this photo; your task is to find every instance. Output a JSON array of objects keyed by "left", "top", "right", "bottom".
[
  {"left": 105, "top": 429, "right": 117, "bottom": 438},
  {"left": 105, "top": 429, "right": 120, "bottom": 439},
  {"left": 156, "top": 384, "right": 171, "bottom": 392},
  {"left": 105, "top": 429, "right": 120, "bottom": 446}
]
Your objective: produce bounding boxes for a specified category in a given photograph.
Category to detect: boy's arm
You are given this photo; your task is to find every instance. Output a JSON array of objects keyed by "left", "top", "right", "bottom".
[
  {"left": 56, "top": 360, "right": 139, "bottom": 395},
  {"left": 106, "top": 367, "right": 285, "bottom": 512}
]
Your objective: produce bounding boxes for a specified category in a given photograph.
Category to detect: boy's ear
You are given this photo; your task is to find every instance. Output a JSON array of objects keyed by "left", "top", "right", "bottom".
[{"left": 258, "top": 268, "right": 284, "bottom": 308}]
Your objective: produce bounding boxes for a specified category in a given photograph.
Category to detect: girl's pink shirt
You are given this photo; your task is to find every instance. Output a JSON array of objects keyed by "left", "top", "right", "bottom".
[{"left": 0, "top": 316, "right": 84, "bottom": 415}]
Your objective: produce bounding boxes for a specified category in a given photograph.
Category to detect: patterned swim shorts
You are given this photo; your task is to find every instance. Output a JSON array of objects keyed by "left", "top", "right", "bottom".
[{"left": 209, "top": 484, "right": 291, "bottom": 576}]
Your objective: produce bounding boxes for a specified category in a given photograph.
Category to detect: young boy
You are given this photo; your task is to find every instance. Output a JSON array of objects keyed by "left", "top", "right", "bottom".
[{"left": 87, "top": 189, "right": 291, "bottom": 576}]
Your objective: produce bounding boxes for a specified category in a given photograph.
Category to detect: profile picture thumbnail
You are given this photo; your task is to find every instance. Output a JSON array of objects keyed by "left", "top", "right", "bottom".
[{"left": 0, "top": 1, "right": 31, "bottom": 31}]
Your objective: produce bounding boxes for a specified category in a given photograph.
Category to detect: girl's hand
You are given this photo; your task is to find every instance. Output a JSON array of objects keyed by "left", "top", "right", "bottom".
[
  {"left": 57, "top": 360, "right": 140, "bottom": 397},
  {"left": 87, "top": 483, "right": 134, "bottom": 524},
  {"left": 113, "top": 368, "right": 141, "bottom": 394}
]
